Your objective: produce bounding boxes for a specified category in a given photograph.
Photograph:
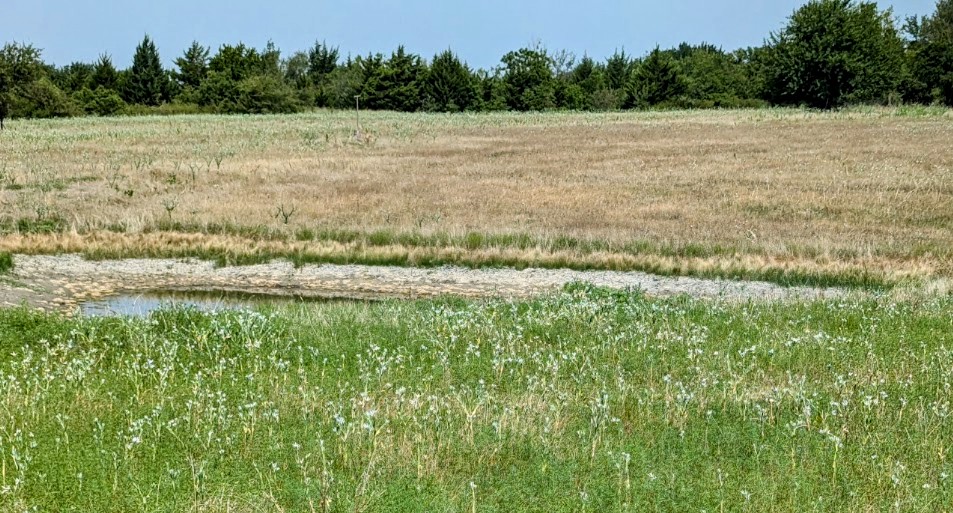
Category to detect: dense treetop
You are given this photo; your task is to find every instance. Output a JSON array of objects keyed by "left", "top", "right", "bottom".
[{"left": 1, "top": 0, "right": 952, "bottom": 121}]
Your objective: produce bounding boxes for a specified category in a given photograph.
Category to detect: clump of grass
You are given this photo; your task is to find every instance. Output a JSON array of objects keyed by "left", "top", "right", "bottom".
[
  {"left": 0, "top": 215, "right": 70, "bottom": 235},
  {"left": 0, "top": 252, "right": 12, "bottom": 273}
]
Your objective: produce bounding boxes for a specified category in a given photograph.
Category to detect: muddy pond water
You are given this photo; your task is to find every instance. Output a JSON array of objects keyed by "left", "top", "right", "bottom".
[{"left": 79, "top": 290, "right": 363, "bottom": 317}]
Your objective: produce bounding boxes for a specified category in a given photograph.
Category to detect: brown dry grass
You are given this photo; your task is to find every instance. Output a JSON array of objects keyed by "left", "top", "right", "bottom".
[{"left": 1, "top": 108, "right": 951, "bottom": 286}]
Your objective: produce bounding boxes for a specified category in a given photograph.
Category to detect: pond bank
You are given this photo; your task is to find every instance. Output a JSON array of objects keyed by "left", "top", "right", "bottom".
[{"left": 0, "top": 254, "right": 852, "bottom": 313}]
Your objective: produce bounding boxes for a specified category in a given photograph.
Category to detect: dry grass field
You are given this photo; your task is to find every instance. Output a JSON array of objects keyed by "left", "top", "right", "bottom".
[{"left": 1, "top": 107, "right": 951, "bottom": 288}]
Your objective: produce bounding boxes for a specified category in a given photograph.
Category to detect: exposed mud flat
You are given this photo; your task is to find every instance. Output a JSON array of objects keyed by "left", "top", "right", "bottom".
[{"left": 0, "top": 254, "right": 854, "bottom": 314}]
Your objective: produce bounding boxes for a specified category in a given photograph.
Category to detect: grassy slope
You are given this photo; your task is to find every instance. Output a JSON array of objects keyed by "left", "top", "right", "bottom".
[
  {"left": 2, "top": 107, "right": 952, "bottom": 290},
  {"left": 0, "top": 286, "right": 950, "bottom": 511}
]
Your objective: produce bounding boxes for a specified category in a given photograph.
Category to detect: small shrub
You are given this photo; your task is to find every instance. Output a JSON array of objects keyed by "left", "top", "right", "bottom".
[
  {"left": 586, "top": 89, "right": 626, "bottom": 111},
  {"left": 10, "top": 77, "right": 81, "bottom": 118},
  {"left": 463, "top": 232, "right": 485, "bottom": 250},
  {"left": 368, "top": 230, "right": 396, "bottom": 246},
  {"left": 74, "top": 87, "right": 127, "bottom": 116},
  {"left": 0, "top": 214, "right": 69, "bottom": 235},
  {"left": 0, "top": 252, "right": 12, "bottom": 273},
  {"left": 236, "top": 75, "right": 301, "bottom": 114},
  {"left": 295, "top": 228, "right": 316, "bottom": 241}
]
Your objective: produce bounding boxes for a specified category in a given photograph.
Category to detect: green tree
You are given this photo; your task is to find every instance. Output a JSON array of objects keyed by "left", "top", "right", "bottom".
[
  {"left": 0, "top": 42, "right": 45, "bottom": 128},
  {"left": 501, "top": 47, "right": 555, "bottom": 111},
  {"left": 196, "top": 71, "right": 239, "bottom": 110},
  {"left": 124, "top": 35, "right": 167, "bottom": 106},
  {"left": 284, "top": 51, "right": 311, "bottom": 89},
  {"left": 764, "top": 0, "right": 905, "bottom": 108},
  {"left": 300, "top": 41, "right": 340, "bottom": 107},
  {"left": 670, "top": 44, "right": 752, "bottom": 106},
  {"left": 356, "top": 52, "right": 386, "bottom": 109},
  {"left": 209, "top": 44, "right": 262, "bottom": 82},
  {"left": 200, "top": 43, "right": 277, "bottom": 109},
  {"left": 381, "top": 46, "right": 426, "bottom": 112},
  {"left": 572, "top": 56, "right": 605, "bottom": 95},
  {"left": 605, "top": 49, "right": 633, "bottom": 91},
  {"left": 236, "top": 74, "right": 299, "bottom": 114},
  {"left": 549, "top": 49, "right": 583, "bottom": 109},
  {"left": 308, "top": 40, "right": 339, "bottom": 83},
  {"left": 360, "top": 47, "right": 426, "bottom": 112},
  {"left": 733, "top": 46, "right": 773, "bottom": 101},
  {"left": 52, "top": 62, "right": 94, "bottom": 94},
  {"left": 923, "top": 0, "right": 953, "bottom": 44},
  {"left": 904, "top": 0, "right": 953, "bottom": 105},
  {"left": 90, "top": 54, "right": 119, "bottom": 91},
  {"left": 474, "top": 69, "right": 508, "bottom": 111},
  {"left": 282, "top": 51, "right": 319, "bottom": 107},
  {"left": 627, "top": 47, "right": 686, "bottom": 107},
  {"left": 324, "top": 60, "right": 364, "bottom": 109},
  {"left": 74, "top": 86, "right": 126, "bottom": 116},
  {"left": 259, "top": 41, "right": 282, "bottom": 77},
  {"left": 10, "top": 77, "right": 78, "bottom": 118},
  {"left": 425, "top": 49, "right": 476, "bottom": 111},
  {"left": 554, "top": 80, "right": 584, "bottom": 110},
  {"left": 173, "top": 41, "right": 210, "bottom": 89},
  {"left": 570, "top": 55, "right": 610, "bottom": 110},
  {"left": 593, "top": 50, "right": 634, "bottom": 110}
]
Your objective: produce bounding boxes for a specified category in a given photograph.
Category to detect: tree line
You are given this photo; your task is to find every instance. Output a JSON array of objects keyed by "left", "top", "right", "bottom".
[{"left": 1, "top": 0, "right": 952, "bottom": 124}]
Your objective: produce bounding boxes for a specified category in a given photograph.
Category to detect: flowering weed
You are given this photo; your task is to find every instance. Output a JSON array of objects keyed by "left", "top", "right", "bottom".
[{"left": 0, "top": 286, "right": 950, "bottom": 511}]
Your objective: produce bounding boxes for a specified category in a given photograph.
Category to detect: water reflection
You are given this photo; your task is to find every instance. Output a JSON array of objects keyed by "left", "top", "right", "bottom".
[{"left": 79, "top": 290, "right": 355, "bottom": 317}]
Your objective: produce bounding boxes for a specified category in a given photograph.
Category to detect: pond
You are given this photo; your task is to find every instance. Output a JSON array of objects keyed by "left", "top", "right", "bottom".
[{"left": 79, "top": 290, "right": 360, "bottom": 317}]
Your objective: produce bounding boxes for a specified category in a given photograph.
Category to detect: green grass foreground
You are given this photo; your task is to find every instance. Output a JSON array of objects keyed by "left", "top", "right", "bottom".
[{"left": 0, "top": 286, "right": 951, "bottom": 511}]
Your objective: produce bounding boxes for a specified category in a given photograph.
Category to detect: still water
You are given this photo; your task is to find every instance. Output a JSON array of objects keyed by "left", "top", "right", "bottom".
[{"left": 79, "top": 291, "right": 350, "bottom": 317}]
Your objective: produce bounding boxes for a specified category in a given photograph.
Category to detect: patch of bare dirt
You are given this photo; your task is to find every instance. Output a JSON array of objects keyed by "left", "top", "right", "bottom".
[{"left": 0, "top": 254, "right": 850, "bottom": 313}]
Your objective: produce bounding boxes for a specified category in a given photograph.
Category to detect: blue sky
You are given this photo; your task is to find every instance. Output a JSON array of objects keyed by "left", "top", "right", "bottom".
[{"left": 6, "top": 0, "right": 941, "bottom": 70}]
